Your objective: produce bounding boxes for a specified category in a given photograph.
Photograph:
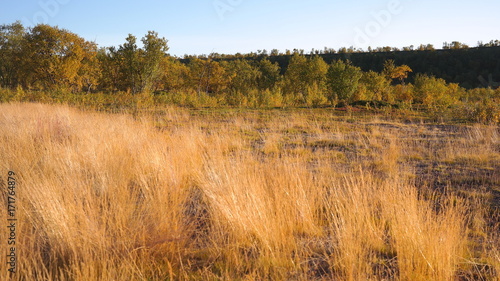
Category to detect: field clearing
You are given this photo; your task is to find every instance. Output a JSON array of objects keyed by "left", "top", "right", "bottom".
[{"left": 0, "top": 103, "right": 499, "bottom": 280}]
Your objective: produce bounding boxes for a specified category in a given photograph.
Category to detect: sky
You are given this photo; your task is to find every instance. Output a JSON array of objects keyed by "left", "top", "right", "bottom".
[{"left": 1, "top": 0, "right": 499, "bottom": 57}]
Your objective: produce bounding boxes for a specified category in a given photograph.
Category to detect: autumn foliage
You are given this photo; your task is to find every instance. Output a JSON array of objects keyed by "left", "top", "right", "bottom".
[{"left": 0, "top": 22, "right": 499, "bottom": 122}]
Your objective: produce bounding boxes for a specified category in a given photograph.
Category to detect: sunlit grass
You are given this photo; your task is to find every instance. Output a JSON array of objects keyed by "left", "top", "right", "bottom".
[{"left": 0, "top": 103, "right": 498, "bottom": 280}]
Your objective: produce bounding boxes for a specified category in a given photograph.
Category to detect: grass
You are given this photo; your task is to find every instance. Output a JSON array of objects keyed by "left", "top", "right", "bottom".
[{"left": 0, "top": 103, "right": 498, "bottom": 280}]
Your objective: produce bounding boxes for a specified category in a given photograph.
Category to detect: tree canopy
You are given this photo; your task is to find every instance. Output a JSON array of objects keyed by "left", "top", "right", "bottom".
[{"left": 0, "top": 22, "right": 498, "bottom": 117}]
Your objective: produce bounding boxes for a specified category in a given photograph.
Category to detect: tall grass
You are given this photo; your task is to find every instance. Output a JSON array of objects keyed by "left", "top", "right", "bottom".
[{"left": 0, "top": 103, "right": 497, "bottom": 280}]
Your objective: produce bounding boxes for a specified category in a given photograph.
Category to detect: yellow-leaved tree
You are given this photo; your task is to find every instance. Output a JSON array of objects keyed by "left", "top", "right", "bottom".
[
  {"left": 383, "top": 59, "right": 413, "bottom": 85},
  {"left": 22, "top": 24, "right": 99, "bottom": 92}
]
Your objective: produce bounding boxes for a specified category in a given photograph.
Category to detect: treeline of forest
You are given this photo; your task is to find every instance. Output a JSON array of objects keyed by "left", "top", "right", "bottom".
[
  {"left": 0, "top": 22, "right": 499, "bottom": 122},
  {"left": 260, "top": 46, "right": 500, "bottom": 89},
  {"left": 186, "top": 42, "right": 500, "bottom": 89}
]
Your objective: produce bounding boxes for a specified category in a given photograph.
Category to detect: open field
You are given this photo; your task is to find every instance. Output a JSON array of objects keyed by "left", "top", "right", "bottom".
[{"left": 1, "top": 103, "right": 499, "bottom": 280}]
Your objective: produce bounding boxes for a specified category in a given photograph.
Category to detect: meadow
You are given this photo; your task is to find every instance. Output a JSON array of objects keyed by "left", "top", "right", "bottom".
[{"left": 0, "top": 103, "right": 499, "bottom": 280}]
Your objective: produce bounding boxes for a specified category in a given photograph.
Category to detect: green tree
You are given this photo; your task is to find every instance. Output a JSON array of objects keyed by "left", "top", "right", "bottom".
[
  {"left": 139, "top": 31, "right": 169, "bottom": 93},
  {"left": 225, "top": 59, "right": 261, "bottom": 93},
  {"left": 116, "top": 34, "right": 140, "bottom": 93},
  {"left": 110, "top": 31, "right": 168, "bottom": 94},
  {"left": 413, "top": 74, "right": 458, "bottom": 110},
  {"left": 304, "top": 56, "right": 328, "bottom": 106},
  {"left": 256, "top": 58, "right": 281, "bottom": 90},
  {"left": 283, "top": 54, "right": 328, "bottom": 105},
  {"left": 326, "top": 60, "right": 362, "bottom": 104},
  {"left": 97, "top": 47, "right": 121, "bottom": 92},
  {"left": 283, "top": 53, "right": 308, "bottom": 99},
  {"left": 0, "top": 21, "right": 26, "bottom": 88},
  {"left": 360, "top": 70, "right": 391, "bottom": 101}
]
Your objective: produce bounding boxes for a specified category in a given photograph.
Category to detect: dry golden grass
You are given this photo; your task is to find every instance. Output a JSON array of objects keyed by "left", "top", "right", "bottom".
[{"left": 0, "top": 103, "right": 498, "bottom": 280}]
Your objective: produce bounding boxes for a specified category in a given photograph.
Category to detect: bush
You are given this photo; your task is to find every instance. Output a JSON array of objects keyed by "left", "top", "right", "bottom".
[
  {"left": 413, "top": 74, "right": 459, "bottom": 111},
  {"left": 305, "top": 83, "right": 327, "bottom": 107},
  {"left": 461, "top": 99, "right": 500, "bottom": 124},
  {"left": 258, "top": 87, "right": 283, "bottom": 108}
]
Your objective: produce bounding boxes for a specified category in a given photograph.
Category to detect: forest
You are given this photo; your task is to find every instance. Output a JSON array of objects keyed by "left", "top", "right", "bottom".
[{"left": 0, "top": 21, "right": 499, "bottom": 123}]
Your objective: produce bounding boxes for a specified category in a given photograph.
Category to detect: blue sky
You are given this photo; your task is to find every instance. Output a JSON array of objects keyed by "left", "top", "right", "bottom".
[{"left": 1, "top": 0, "right": 499, "bottom": 56}]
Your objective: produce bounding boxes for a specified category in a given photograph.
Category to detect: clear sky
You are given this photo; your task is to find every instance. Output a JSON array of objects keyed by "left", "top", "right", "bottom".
[{"left": 1, "top": 0, "right": 499, "bottom": 57}]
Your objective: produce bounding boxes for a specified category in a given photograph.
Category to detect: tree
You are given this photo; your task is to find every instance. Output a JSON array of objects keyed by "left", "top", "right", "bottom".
[
  {"left": 0, "top": 21, "right": 25, "bottom": 88},
  {"left": 360, "top": 70, "right": 391, "bottom": 101},
  {"left": 116, "top": 34, "right": 140, "bottom": 93},
  {"left": 188, "top": 58, "right": 228, "bottom": 96},
  {"left": 326, "top": 60, "right": 362, "bottom": 104},
  {"left": 283, "top": 54, "right": 328, "bottom": 105},
  {"left": 97, "top": 47, "right": 121, "bottom": 92},
  {"left": 256, "top": 58, "right": 281, "bottom": 90},
  {"left": 283, "top": 53, "right": 308, "bottom": 96},
  {"left": 417, "top": 44, "right": 435, "bottom": 51},
  {"left": 102, "top": 31, "right": 168, "bottom": 94},
  {"left": 304, "top": 56, "right": 328, "bottom": 106},
  {"left": 270, "top": 49, "right": 280, "bottom": 56},
  {"left": 158, "top": 56, "right": 190, "bottom": 93},
  {"left": 382, "top": 60, "right": 395, "bottom": 79},
  {"left": 413, "top": 74, "right": 458, "bottom": 110},
  {"left": 77, "top": 40, "right": 100, "bottom": 93},
  {"left": 225, "top": 59, "right": 260, "bottom": 93},
  {"left": 22, "top": 24, "right": 99, "bottom": 91},
  {"left": 392, "top": 65, "right": 413, "bottom": 85},
  {"left": 443, "top": 41, "right": 469, "bottom": 50},
  {"left": 306, "top": 56, "right": 329, "bottom": 86},
  {"left": 139, "top": 31, "right": 169, "bottom": 93},
  {"left": 383, "top": 59, "right": 413, "bottom": 85}
]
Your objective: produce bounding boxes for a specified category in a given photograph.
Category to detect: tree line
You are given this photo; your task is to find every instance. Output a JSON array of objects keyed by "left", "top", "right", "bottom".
[{"left": 0, "top": 21, "right": 499, "bottom": 122}]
